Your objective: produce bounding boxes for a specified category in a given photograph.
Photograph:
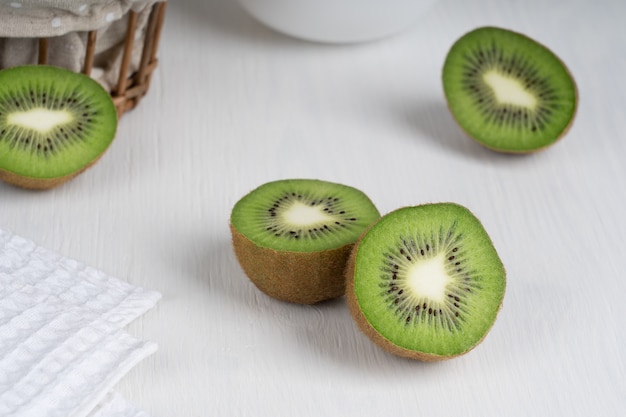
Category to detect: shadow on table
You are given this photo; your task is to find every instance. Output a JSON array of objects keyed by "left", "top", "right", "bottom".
[
  {"left": 202, "top": 239, "right": 443, "bottom": 373},
  {"left": 169, "top": 231, "right": 508, "bottom": 376},
  {"left": 382, "top": 95, "right": 541, "bottom": 165},
  {"left": 398, "top": 98, "right": 485, "bottom": 156},
  {"left": 167, "top": 0, "right": 542, "bottom": 168},
  {"left": 181, "top": 232, "right": 261, "bottom": 303}
]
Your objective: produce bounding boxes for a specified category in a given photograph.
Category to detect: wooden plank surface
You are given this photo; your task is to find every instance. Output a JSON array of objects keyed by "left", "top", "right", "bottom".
[{"left": 1, "top": 0, "right": 624, "bottom": 415}]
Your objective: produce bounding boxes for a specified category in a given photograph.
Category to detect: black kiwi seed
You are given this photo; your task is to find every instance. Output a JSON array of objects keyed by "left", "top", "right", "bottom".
[
  {"left": 259, "top": 189, "right": 368, "bottom": 241},
  {"left": 0, "top": 65, "right": 118, "bottom": 189},
  {"left": 443, "top": 27, "right": 577, "bottom": 153},
  {"left": 230, "top": 179, "right": 380, "bottom": 304},
  {"left": 378, "top": 223, "right": 471, "bottom": 331},
  {"left": 346, "top": 203, "right": 506, "bottom": 361}
]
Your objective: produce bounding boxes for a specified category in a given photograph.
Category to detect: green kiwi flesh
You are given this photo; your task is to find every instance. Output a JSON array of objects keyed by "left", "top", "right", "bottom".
[
  {"left": 442, "top": 26, "right": 577, "bottom": 153},
  {"left": 230, "top": 179, "right": 380, "bottom": 304},
  {"left": 346, "top": 203, "right": 506, "bottom": 360},
  {"left": 0, "top": 65, "right": 117, "bottom": 189}
]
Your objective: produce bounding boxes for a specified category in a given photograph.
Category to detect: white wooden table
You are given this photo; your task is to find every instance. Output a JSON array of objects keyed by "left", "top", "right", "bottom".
[{"left": 2, "top": 0, "right": 624, "bottom": 415}]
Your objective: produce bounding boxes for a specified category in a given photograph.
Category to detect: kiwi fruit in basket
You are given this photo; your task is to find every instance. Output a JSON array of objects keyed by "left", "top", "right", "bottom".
[
  {"left": 0, "top": 65, "right": 118, "bottom": 189},
  {"left": 345, "top": 203, "right": 506, "bottom": 361},
  {"left": 230, "top": 179, "right": 380, "bottom": 304},
  {"left": 442, "top": 26, "right": 577, "bottom": 153}
]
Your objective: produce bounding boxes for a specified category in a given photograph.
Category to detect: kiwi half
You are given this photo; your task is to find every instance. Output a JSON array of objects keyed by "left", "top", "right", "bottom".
[
  {"left": 442, "top": 26, "right": 577, "bottom": 153},
  {"left": 230, "top": 179, "right": 380, "bottom": 304},
  {"left": 0, "top": 65, "right": 117, "bottom": 189},
  {"left": 346, "top": 203, "right": 505, "bottom": 361}
]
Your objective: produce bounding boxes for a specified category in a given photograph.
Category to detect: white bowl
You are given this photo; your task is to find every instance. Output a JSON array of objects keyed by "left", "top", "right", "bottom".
[{"left": 236, "top": 0, "right": 439, "bottom": 44}]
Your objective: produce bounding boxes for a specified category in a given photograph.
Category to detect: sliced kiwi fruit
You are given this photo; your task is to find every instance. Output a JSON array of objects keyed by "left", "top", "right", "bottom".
[
  {"left": 442, "top": 26, "right": 577, "bottom": 153},
  {"left": 346, "top": 203, "right": 506, "bottom": 361},
  {"left": 230, "top": 179, "right": 380, "bottom": 304},
  {"left": 0, "top": 65, "right": 118, "bottom": 189}
]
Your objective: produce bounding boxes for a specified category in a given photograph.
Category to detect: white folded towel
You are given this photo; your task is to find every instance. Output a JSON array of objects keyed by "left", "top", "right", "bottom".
[{"left": 0, "top": 228, "right": 161, "bottom": 417}]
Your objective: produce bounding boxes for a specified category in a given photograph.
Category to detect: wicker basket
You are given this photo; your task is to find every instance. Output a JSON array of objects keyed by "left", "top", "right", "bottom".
[{"left": 0, "top": 1, "right": 167, "bottom": 118}]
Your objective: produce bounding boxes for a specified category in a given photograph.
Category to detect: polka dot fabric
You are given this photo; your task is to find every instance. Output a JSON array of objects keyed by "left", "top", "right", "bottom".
[{"left": 0, "top": 0, "right": 158, "bottom": 37}]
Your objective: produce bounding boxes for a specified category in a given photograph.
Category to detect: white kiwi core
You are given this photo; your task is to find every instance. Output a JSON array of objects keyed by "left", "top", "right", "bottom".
[
  {"left": 284, "top": 201, "right": 332, "bottom": 226},
  {"left": 483, "top": 70, "right": 537, "bottom": 108},
  {"left": 406, "top": 254, "right": 451, "bottom": 302},
  {"left": 8, "top": 108, "right": 73, "bottom": 133}
]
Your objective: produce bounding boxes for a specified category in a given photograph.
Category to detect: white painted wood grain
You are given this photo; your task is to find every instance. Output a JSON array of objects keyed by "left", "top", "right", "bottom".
[{"left": 1, "top": 0, "right": 625, "bottom": 416}]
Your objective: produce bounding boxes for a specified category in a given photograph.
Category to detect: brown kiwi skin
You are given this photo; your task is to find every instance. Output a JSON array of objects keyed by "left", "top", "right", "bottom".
[
  {"left": 443, "top": 26, "right": 579, "bottom": 154},
  {"left": 344, "top": 208, "right": 505, "bottom": 361},
  {"left": 0, "top": 153, "right": 109, "bottom": 190},
  {"left": 230, "top": 223, "right": 354, "bottom": 304}
]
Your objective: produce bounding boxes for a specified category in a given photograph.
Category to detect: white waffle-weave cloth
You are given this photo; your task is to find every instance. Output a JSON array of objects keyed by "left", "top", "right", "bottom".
[{"left": 0, "top": 228, "right": 161, "bottom": 417}]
